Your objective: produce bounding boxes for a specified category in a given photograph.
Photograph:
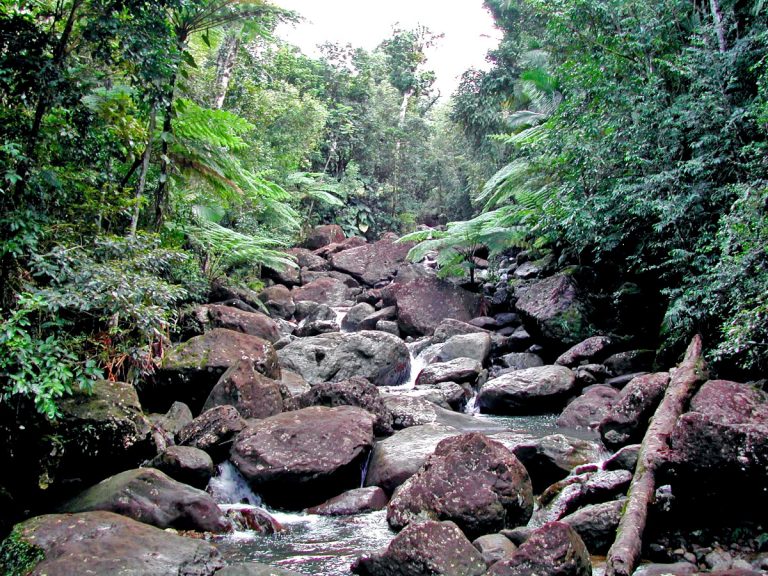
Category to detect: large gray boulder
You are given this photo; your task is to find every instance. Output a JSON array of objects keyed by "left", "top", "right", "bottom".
[
  {"left": 278, "top": 331, "right": 410, "bottom": 387},
  {"left": 0, "top": 511, "right": 224, "bottom": 575},
  {"left": 352, "top": 520, "right": 487, "bottom": 576},
  {"left": 202, "top": 359, "right": 283, "bottom": 420},
  {"left": 387, "top": 433, "right": 534, "bottom": 539},
  {"left": 59, "top": 468, "right": 230, "bottom": 533},
  {"left": 329, "top": 235, "right": 413, "bottom": 286},
  {"left": 477, "top": 366, "right": 578, "bottom": 415},
  {"left": 195, "top": 304, "right": 281, "bottom": 343},
  {"left": 230, "top": 406, "right": 375, "bottom": 508},
  {"left": 435, "top": 332, "right": 492, "bottom": 364}
]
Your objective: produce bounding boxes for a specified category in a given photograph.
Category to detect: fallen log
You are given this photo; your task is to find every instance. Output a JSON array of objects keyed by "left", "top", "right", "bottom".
[{"left": 604, "top": 335, "right": 708, "bottom": 576}]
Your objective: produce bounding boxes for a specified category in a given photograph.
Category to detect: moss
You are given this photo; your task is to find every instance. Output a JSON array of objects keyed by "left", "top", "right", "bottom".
[{"left": 0, "top": 527, "right": 44, "bottom": 576}]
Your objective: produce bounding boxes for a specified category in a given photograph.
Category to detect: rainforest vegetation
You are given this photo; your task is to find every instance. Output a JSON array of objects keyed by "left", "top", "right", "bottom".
[{"left": 1, "top": 0, "right": 766, "bottom": 418}]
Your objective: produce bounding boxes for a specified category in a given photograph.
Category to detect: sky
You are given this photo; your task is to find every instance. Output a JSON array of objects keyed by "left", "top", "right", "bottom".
[{"left": 274, "top": 0, "right": 502, "bottom": 97}]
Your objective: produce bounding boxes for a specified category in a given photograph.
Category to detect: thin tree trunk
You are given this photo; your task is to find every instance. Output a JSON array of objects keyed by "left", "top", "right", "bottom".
[
  {"left": 211, "top": 33, "right": 240, "bottom": 110},
  {"left": 398, "top": 88, "right": 414, "bottom": 128},
  {"left": 154, "top": 98, "right": 174, "bottom": 231},
  {"left": 710, "top": 0, "right": 727, "bottom": 52},
  {"left": 129, "top": 103, "right": 157, "bottom": 236},
  {"left": 604, "top": 335, "right": 709, "bottom": 576}
]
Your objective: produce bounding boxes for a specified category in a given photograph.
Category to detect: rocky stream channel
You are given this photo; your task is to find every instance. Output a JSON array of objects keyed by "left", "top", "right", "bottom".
[{"left": 2, "top": 224, "right": 767, "bottom": 576}]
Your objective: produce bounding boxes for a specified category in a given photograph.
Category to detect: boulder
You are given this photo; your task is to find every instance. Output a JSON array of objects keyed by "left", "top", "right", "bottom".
[
  {"left": 632, "top": 563, "right": 698, "bottom": 576},
  {"left": 178, "top": 405, "right": 246, "bottom": 462},
  {"left": 515, "top": 272, "right": 594, "bottom": 348},
  {"left": 301, "top": 269, "right": 360, "bottom": 288},
  {"left": 230, "top": 406, "right": 375, "bottom": 508},
  {"left": 599, "top": 372, "right": 669, "bottom": 450},
  {"left": 377, "top": 320, "right": 400, "bottom": 335},
  {"left": 59, "top": 468, "right": 230, "bottom": 533},
  {"left": 560, "top": 499, "right": 625, "bottom": 555},
  {"left": 258, "top": 284, "right": 296, "bottom": 319},
  {"left": 414, "top": 382, "right": 473, "bottom": 412},
  {"left": 477, "top": 366, "right": 578, "bottom": 415},
  {"left": 292, "top": 276, "right": 351, "bottom": 307},
  {"left": 329, "top": 235, "right": 413, "bottom": 286},
  {"left": 473, "top": 533, "right": 518, "bottom": 567},
  {"left": 307, "top": 487, "right": 388, "bottom": 515},
  {"left": 288, "top": 247, "right": 329, "bottom": 270},
  {"left": 305, "top": 224, "right": 346, "bottom": 250},
  {"left": 217, "top": 563, "right": 304, "bottom": 576},
  {"left": 342, "top": 302, "right": 377, "bottom": 331},
  {"left": 358, "top": 306, "right": 398, "bottom": 331},
  {"left": 602, "top": 349, "right": 655, "bottom": 376},
  {"left": 416, "top": 358, "right": 483, "bottom": 386},
  {"left": 511, "top": 434, "right": 602, "bottom": 492},
  {"left": 315, "top": 235, "right": 367, "bottom": 256},
  {"left": 382, "top": 395, "right": 504, "bottom": 433},
  {"left": 195, "top": 305, "right": 281, "bottom": 343},
  {"left": 555, "top": 336, "right": 614, "bottom": 368},
  {"left": 0, "top": 511, "right": 223, "bottom": 575},
  {"left": 603, "top": 444, "right": 641, "bottom": 472},
  {"left": 498, "top": 352, "right": 544, "bottom": 371},
  {"left": 387, "top": 433, "right": 534, "bottom": 539},
  {"left": 385, "top": 277, "right": 483, "bottom": 336},
  {"left": 487, "top": 521, "right": 591, "bottom": 576},
  {"left": 365, "top": 424, "right": 460, "bottom": 495},
  {"left": 297, "top": 376, "right": 393, "bottom": 436},
  {"left": 147, "top": 445, "right": 215, "bottom": 489},
  {"left": 154, "top": 329, "right": 279, "bottom": 413},
  {"left": 435, "top": 333, "right": 492, "bottom": 364},
  {"left": 352, "top": 520, "right": 486, "bottom": 576},
  {"left": 557, "top": 385, "right": 619, "bottom": 429},
  {"left": 149, "top": 401, "right": 193, "bottom": 439},
  {"left": 432, "top": 319, "right": 488, "bottom": 343},
  {"left": 202, "top": 359, "right": 283, "bottom": 420},
  {"left": 280, "top": 370, "right": 311, "bottom": 399},
  {"left": 278, "top": 331, "right": 410, "bottom": 387}
]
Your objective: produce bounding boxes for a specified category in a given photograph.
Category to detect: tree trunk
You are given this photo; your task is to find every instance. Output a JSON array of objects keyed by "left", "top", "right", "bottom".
[
  {"left": 129, "top": 103, "right": 157, "bottom": 236},
  {"left": 604, "top": 335, "right": 709, "bottom": 576},
  {"left": 211, "top": 33, "right": 240, "bottom": 110},
  {"left": 710, "top": 0, "right": 727, "bottom": 52},
  {"left": 153, "top": 99, "right": 173, "bottom": 231}
]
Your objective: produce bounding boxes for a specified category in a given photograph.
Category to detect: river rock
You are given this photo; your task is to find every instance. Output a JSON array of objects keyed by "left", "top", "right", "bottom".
[
  {"left": 217, "top": 562, "right": 304, "bottom": 576},
  {"left": 307, "top": 487, "right": 389, "bottom": 515},
  {"left": 473, "top": 533, "right": 518, "bottom": 567},
  {"left": 487, "top": 521, "right": 591, "bottom": 576},
  {"left": 382, "top": 395, "right": 503, "bottom": 432},
  {"left": 498, "top": 352, "right": 544, "bottom": 371},
  {"left": 358, "top": 306, "right": 398, "bottom": 330},
  {"left": 511, "top": 434, "right": 602, "bottom": 492},
  {"left": 352, "top": 520, "right": 486, "bottom": 576},
  {"left": 387, "top": 433, "right": 534, "bottom": 539},
  {"left": 342, "top": 302, "right": 377, "bottom": 331},
  {"left": 302, "top": 269, "right": 361, "bottom": 288},
  {"left": 365, "top": 424, "right": 459, "bottom": 494},
  {"left": 557, "top": 385, "right": 619, "bottom": 429},
  {"left": 555, "top": 336, "right": 614, "bottom": 368},
  {"left": 416, "top": 358, "right": 483, "bottom": 386},
  {"left": 154, "top": 329, "right": 280, "bottom": 413},
  {"left": 297, "top": 376, "right": 394, "bottom": 436},
  {"left": 603, "top": 349, "right": 656, "bottom": 376},
  {"left": 1, "top": 511, "right": 224, "bottom": 575},
  {"left": 599, "top": 372, "right": 669, "bottom": 450},
  {"left": 435, "top": 332, "right": 492, "bottom": 364},
  {"left": 230, "top": 406, "right": 375, "bottom": 508},
  {"left": 258, "top": 285, "right": 295, "bottom": 319},
  {"left": 477, "top": 366, "right": 578, "bottom": 415},
  {"left": 560, "top": 499, "right": 625, "bottom": 555},
  {"left": 178, "top": 405, "right": 246, "bottom": 461},
  {"left": 195, "top": 304, "right": 281, "bottom": 343},
  {"left": 292, "top": 276, "right": 351, "bottom": 307},
  {"left": 148, "top": 445, "right": 215, "bottom": 489},
  {"left": 305, "top": 224, "right": 345, "bottom": 249},
  {"left": 201, "top": 359, "right": 283, "bottom": 420},
  {"left": 515, "top": 272, "right": 594, "bottom": 348},
  {"left": 59, "top": 468, "right": 230, "bottom": 533},
  {"left": 288, "top": 246, "right": 329, "bottom": 270},
  {"left": 149, "top": 401, "right": 193, "bottom": 439},
  {"left": 315, "top": 235, "right": 368, "bottom": 257},
  {"left": 280, "top": 370, "right": 311, "bottom": 398},
  {"left": 384, "top": 276, "right": 483, "bottom": 336},
  {"left": 415, "top": 382, "right": 473, "bottom": 412},
  {"left": 604, "top": 444, "right": 641, "bottom": 472},
  {"left": 278, "top": 331, "right": 410, "bottom": 387},
  {"left": 329, "top": 235, "right": 413, "bottom": 286},
  {"left": 432, "top": 318, "right": 489, "bottom": 343}
]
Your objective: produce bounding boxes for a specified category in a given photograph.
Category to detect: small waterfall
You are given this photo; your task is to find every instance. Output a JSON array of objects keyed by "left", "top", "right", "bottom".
[
  {"left": 207, "top": 461, "right": 262, "bottom": 506},
  {"left": 332, "top": 306, "right": 351, "bottom": 331},
  {"left": 464, "top": 393, "right": 480, "bottom": 414},
  {"left": 359, "top": 449, "right": 373, "bottom": 488}
]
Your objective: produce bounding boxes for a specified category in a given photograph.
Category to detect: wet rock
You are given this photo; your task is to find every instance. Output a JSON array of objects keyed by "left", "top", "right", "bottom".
[
  {"left": 477, "top": 366, "right": 578, "bottom": 416},
  {"left": 292, "top": 276, "right": 351, "bottom": 307},
  {"left": 178, "top": 405, "right": 246, "bottom": 462},
  {"left": 416, "top": 358, "right": 483, "bottom": 386},
  {"left": 487, "top": 521, "right": 591, "bottom": 576},
  {"left": 278, "top": 331, "right": 410, "bottom": 387},
  {"left": 603, "top": 349, "right": 656, "bottom": 376},
  {"left": 358, "top": 306, "right": 398, "bottom": 331},
  {"left": 573, "top": 364, "right": 610, "bottom": 387},
  {"left": 352, "top": 520, "right": 486, "bottom": 576},
  {"left": 599, "top": 372, "right": 669, "bottom": 450},
  {"left": 415, "top": 382, "right": 473, "bottom": 412},
  {"left": 365, "top": 424, "right": 460, "bottom": 494},
  {"left": 147, "top": 446, "right": 214, "bottom": 489},
  {"left": 294, "top": 319, "right": 339, "bottom": 337},
  {"left": 385, "top": 277, "right": 483, "bottom": 336},
  {"left": 377, "top": 320, "right": 400, "bottom": 335},
  {"left": 330, "top": 235, "right": 413, "bottom": 286},
  {"left": 511, "top": 434, "right": 602, "bottom": 493},
  {"left": 560, "top": 499, "right": 625, "bottom": 555},
  {"left": 498, "top": 352, "right": 544, "bottom": 371},
  {"left": 632, "top": 563, "right": 698, "bottom": 576},
  {"left": 604, "top": 444, "right": 641, "bottom": 472},
  {"left": 307, "top": 487, "right": 388, "bottom": 515},
  {"left": 2, "top": 511, "right": 224, "bottom": 575},
  {"left": 473, "top": 533, "right": 518, "bottom": 567},
  {"left": 154, "top": 329, "right": 280, "bottom": 413},
  {"left": 432, "top": 318, "right": 489, "bottom": 343},
  {"left": 342, "top": 302, "right": 377, "bottom": 331},
  {"left": 436, "top": 333, "right": 492, "bottom": 364},
  {"left": 515, "top": 272, "right": 594, "bottom": 348},
  {"left": 557, "top": 385, "right": 619, "bottom": 429},
  {"left": 555, "top": 336, "right": 614, "bottom": 368},
  {"left": 258, "top": 284, "right": 296, "bottom": 319},
  {"left": 59, "top": 468, "right": 229, "bottom": 533},
  {"left": 230, "top": 406, "right": 375, "bottom": 508},
  {"left": 305, "top": 224, "right": 346, "bottom": 250},
  {"left": 149, "top": 401, "right": 193, "bottom": 439},
  {"left": 297, "top": 376, "right": 394, "bottom": 436},
  {"left": 202, "top": 359, "right": 283, "bottom": 420},
  {"left": 195, "top": 304, "right": 281, "bottom": 343},
  {"left": 382, "top": 395, "right": 503, "bottom": 433},
  {"left": 387, "top": 433, "right": 534, "bottom": 539},
  {"left": 217, "top": 562, "right": 303, "bottom": 576}
]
